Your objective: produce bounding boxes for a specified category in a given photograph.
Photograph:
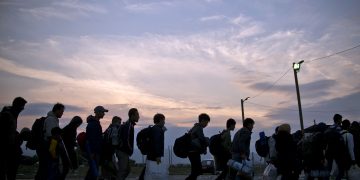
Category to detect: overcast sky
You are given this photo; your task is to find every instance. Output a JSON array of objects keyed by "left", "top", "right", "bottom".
[{"left": 1, "top": 0, "right": 360, "bottom": 144}]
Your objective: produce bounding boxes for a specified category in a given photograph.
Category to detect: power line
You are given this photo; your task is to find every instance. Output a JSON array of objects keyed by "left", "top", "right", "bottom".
[
  {"left": 307, "top": 43, "right": 360, "bottom": 63},
  {"left": 248, "top": 43, "right": 360, "bottom": 99},
  {"left": 251, "top": 67, "right": 292, "bottom": 99},
  {"left": 247, "top": 101, "right": 360, "bottom": 113}
]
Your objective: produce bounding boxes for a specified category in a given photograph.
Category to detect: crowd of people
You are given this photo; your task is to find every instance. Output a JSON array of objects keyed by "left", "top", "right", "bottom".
[{"left": 0, "top": 96, "right": 359, "bottom": 180}]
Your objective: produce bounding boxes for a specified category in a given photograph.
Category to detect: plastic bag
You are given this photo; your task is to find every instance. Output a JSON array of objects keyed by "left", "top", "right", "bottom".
[
  {"left": 144, "top": 160, "right": 169, "bottom": 180},
  {"left": 263, "top": 163, "right": 277, "bottom": 180},
  {"left": 348, "top": 165, "right": 360, "bottom": 180},
  {"left": 227, "top": 159, "right": 253, "bottom": 175}
]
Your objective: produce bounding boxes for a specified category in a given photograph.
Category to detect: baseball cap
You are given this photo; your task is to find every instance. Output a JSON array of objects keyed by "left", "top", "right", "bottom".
[{"left": 94, "top": 106, "right": 109, "bottom": 113}]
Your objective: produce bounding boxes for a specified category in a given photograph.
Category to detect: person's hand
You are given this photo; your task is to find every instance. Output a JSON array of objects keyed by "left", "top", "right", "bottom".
[{"left": 156, "top": 157, "right": 161, "bottom": 164}]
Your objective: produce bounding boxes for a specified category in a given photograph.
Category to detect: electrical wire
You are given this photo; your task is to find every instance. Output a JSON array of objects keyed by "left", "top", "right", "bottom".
[
  {"left": 248, "top": 43, "right": 360, "bottom": 100},
  {"left": 250, "top": 67, "right": 292, "bottom": 99},
  {"left": 307, "top": 43, "right": 360, "bottom": 63}
]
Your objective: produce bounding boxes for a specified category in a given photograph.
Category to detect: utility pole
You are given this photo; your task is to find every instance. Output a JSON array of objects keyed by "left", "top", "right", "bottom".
[
  {"left": 241, "top": 97, "right": 250, "bottom": 122},
  {"left": 293, "top": 60, "right": 304, "bottom": 133}
]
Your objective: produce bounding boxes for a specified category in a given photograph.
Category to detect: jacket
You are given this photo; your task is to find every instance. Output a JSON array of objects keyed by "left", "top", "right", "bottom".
[
  {"left": 86, "top": 115, "right": 103, "bottom": 154},
  {"left": 147, "top": 125, "right": 165, "bottom": 161},
  {"left": 189, "top": 123, "right": 209, "bottom": 153},
  {"left": 44, "top": 111, "right": 60, "bottom": 140},
  {"left": 231, "top": 127, "right": 252, "bottom": 159},
  {"left": 119, "top": 120, "right": 135, "bottom": 156}
]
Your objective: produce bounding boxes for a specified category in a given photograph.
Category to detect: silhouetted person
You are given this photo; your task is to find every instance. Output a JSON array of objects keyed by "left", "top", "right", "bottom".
[
  {"left": 143, "top": 113, "right": 167, "bottom": 179},
  {"left": 85, "top": 106, "right": 108, "bottom": 180},
  {"left": 215, "top": 118, "right": 236, "bottom": 180},
  {"left": 0, "top": 97, "right": 27, "bottom": 180},
  {"left": 48, "top": 127, "right": 67, "bottom": 180},
  {"left": 186, "top": 113, "right": 210, "bottom": 180},
  {"left": 228, "top": 118, "right": 254, "bottom": 180},
  {"left": 275, "top": 123, "right": 298, "bottom": 180},
  {"left": 35, "top": 103, "right": 65, "bottom": 180},
  {"left": 349, "top": 121, "right": 360, "bottom": 166},
  {"left": 61, "top": 116, "right": 83, "bottom": 180},
  {"left": 117, "top": 108, "right": 139, "bottom": 180}
]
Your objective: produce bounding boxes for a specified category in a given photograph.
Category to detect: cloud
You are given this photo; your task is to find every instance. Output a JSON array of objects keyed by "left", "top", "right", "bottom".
[
  {"left": 200, "top": 15, "right": 226, "bottom": 22},
  {"left": 124, "top": 1, "right": 174, "bottom": 12},
  {"left": 18, "top": 1, "right": 106, "bottom": 20},
  {"left": 21, "top": 102, "right": 84, "bottom": 116}
]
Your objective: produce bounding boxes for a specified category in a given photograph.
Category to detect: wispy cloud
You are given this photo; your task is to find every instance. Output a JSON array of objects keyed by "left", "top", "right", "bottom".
[
  {"left": 200, "top": 15, "right": 226, "bottom": 22},
  {"left": 19, "top": 1, "right": 106, "bottom": 20}
]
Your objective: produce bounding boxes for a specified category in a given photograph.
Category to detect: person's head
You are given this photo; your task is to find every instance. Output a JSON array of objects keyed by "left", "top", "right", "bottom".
[
  {"left": 333, "top": 114, "right": 342, "bottom": 125},
  {"left": 351, "top": 121, "right": 360, "bottom": 129},
  {"left": 226, "top": 118, "right": 236, "bottom": 131},
  {"left": 128, "top": 108, "right": 139, "bottom": 123},
  {"left": 51, "top": 127, "right": 62, "bottom": 139},
  {"left": 153, "top": 113, "right": 165, "bottom": 127},
  {"left": 69, "top": 116, "right": 83, "bottom": 128},
  {"left": 12, "top": 97, "right": 27, "bottom": 113},
  {"left": 278, "top": 123, "right": 291, "bottom": 134},
  {"left": 112, "top": 116, "right": 122, "bottom": 125},
  {"left": 52, "top": 103, "right": 65, "bottom": 118},
  {"left": 243, "top": 118, "right": 255, "bottom": 131},
  {"left": 20, "top": 127, "right": 31, "bottom": 141},
  {"left": 342, "top": 119, "right": 351, "bottom": 130},
  {"left": 275, "top": 126, "right": 279, "bottom": 134},
  {"left": 198, "top": 113, "right": 210, "bottom": 128},
  {"left": 94, "top": 106, "right": 108, "bottom": 119}
]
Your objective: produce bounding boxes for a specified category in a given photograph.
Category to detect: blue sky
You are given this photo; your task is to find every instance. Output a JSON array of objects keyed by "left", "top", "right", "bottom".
[{"left": 1, "top": 0, "right": 360, "bottom": 157}]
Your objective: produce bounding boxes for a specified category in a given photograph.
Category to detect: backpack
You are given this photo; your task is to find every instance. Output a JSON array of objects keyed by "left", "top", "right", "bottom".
[
  {"left": 173, "top": 133, "right": 192, "bottom": 158},
  {"left": 103, "top": 124, "right": 122, "bottom": 147},
  {"left": 76, "top": 132, "right": 87, "bottom": 152},
  {"left": 255, "top": 136, "right": 270, "bottom": 158},
  {"left": 209, "top": 132, "right": 225, "bottom": 156},
  {"left": 136, "top": 126, "right": 153, "bottom": 155},
  {"left": 301, "top": 132, "right": 320, "bottom": 160},
  {"left": 25, "top": 117, "right": 46, "bottom": 150}
]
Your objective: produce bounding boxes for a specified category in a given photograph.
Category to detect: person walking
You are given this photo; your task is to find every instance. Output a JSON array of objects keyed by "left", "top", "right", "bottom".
[
  {"left": 117, "top": 108, "right": 139, "bottom": 180},
  {"left": 215, "top": 118, "right": 236, "bottom": 180},
  {"left": 0, "top": 97, "right": 27, "bottom": 180},
  {"left": 143, "top": 113, "right": 167, "bottom": 180},
  {"left": 228, "top": 118, "right": 255, "bottom": 180},
  {"left": 61, "top": 116, "right": 83, "bottom": 180},
  {"left": 185, "top": 113, "right": 211, "bottom": 180},
  {"left": 85, "top": 106, "right": 108, "bottom": 180}
]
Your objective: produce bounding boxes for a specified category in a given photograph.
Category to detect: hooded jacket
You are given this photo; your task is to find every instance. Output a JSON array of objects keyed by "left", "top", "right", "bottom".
[
  {"left": 86, "top": 115, "right": 103, "bottom": 154},
  {"left": 44, "top": 111, "right": 60, "bottom": 140}
]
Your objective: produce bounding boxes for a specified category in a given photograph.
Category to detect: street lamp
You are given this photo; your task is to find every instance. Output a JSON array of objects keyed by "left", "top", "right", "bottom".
[
  {"left": 293, "top": 60, "right": 304, "bottom": 133},
  {"left": 241, "top": 97, "right": 250, "bottom": 122}
]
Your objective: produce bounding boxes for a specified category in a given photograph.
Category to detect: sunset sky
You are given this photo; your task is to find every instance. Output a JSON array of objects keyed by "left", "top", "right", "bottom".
[{"left": 1, "top": 0, "right": 360, "bottom": 142}]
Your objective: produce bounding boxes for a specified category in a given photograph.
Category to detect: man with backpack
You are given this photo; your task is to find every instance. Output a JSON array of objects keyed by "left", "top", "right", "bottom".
[
  {"left": 117, "top": 108, "right": 140, "bottom": 180},
  {"left": 186, "top": 113, "right": 211, "bottom": 180},
  {"left": 214, "top": 118, "right": 236, "bottom": 180},
  {"left": 0, "top": 97, "right": 27, "bottom": 180},
  {"left": 85, "top": 105, "right": 108, "bottom": 180},
  {"left": 228, "top": 118, "right": 255, "bottom": 180},
  {"left": 143, "top": 113, "right": 167, "bottom": 179},
  {"left": 35, "top": 103, "right": 65, "bottom": 180},
  {"left": 102, "top": 116, "right": 122, "bottom": 179},
  {"left": 324, "top": 113, "right": 350, "bottom": 180}
]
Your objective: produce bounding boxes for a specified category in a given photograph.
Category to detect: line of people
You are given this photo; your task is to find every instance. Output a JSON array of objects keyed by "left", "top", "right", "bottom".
[{"left": 261, "top": 114, "right": 360, "bottom": 180}]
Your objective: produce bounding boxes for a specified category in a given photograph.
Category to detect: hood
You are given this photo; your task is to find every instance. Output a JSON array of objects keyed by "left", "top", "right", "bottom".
[
  {"left": 87, "top": 115, "right": 97, "bottom": 123},
  {"left": 47, "top": 111, "right": 57, "bottom": 118}
]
